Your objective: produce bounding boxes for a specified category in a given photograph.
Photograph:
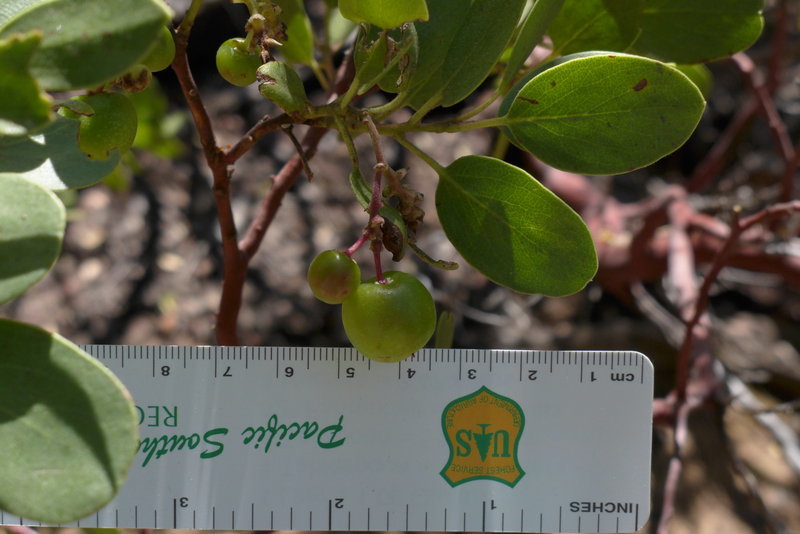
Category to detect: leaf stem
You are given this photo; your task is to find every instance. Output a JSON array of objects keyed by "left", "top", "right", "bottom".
[
  {"left": 333, "top": 115, "right": 360, "bottom": 170},
  {"left": 367, "top": 93, "right": 408, "bottom": 120},
  {"left": 176, "top": 0, "right": 205, "bottom": 36},
  {"left": 407, "top": 95, "right": 441, "bottom": 126},
  {"left": 454, "top": 90, "right": 501, "bottom": 122},
  {"left": 392, "top": 135, "right": 447, "bottom": 175},
  {"left": 380, "top": 115, "right": 510, "bottom": 135},
  {"left": 363, "top": 113, "right": 387, "bottom": 282}
]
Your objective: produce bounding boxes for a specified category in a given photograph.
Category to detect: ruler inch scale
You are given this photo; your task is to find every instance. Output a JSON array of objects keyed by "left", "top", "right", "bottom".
[{"left": 1, "top": 346, "right": 654, "bottom": 533}]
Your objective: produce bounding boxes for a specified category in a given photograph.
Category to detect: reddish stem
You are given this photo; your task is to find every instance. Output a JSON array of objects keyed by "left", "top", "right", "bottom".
[
  {"left": 345, "top": 235, "right": 369, "bottom": 257},
  {"left": 172, "top": 20, "right": 245, "bottom": 345}
]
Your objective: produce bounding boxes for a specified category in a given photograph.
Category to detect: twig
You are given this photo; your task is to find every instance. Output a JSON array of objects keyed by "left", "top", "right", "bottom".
[
  {"left": 281, "top": 124, "right": 314, "bottom": 180},
  {"left": 172, "top": 6, "right": 244, "bottom": 345},
  {"left": 363, "top": 113, "right": 388, "bottom": 281},
  {"left": 688, "top": 98, "right": 758, "bottom": 194},
  {"left": 723, "top": 360, "right": 800, "bottom": 476},
  {"left": 239, "top": 126, "right": 328, "bottom": 261},
  {"left": 223, "top": 113, "right": 294, "bottom": 165},
  {"left": 732, "top": 53, "right": 794, "bottom": 164},
  {"left": 656, "top": 399, "right": 695, "bottom": 534}
]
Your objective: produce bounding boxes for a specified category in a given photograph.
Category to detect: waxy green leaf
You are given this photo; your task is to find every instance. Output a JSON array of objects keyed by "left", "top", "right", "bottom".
[
  {"left": 501, "top": 52, "right": 705, "bottom": 175},
  {"left": 274, "top": 0, "right": 315, "bottom": 65},
  {"left": 436, "top": 156, "right": 597, "bottom": 296},
  {"left": 354, "top": 24, "right": 418, "bottom": 94},
  {"left": 0, "top": 115, "right": 120, "bottom": 190},
  {"left": 673, "top": 63, "right": 713, "bottom": 99},
  {"left": 257, "top": 61, "right": 309, "bottom": 113},
  {"left": 548, "top": 0, "right": 763, "bottom": 64},
  {"left": 0, "top": 173, "right": 64, "bottom": 304},
  {"left": 0, "top": 32, "right": 51, "bottom": 135},
  {"left": 549, "top": 0, "right": 637, "bottom": 58},
  {"left": 0, "top": 0, "right": 172, "bottom": 90},
  {"left": 407, "top": 0, "right": 525, "bottom": 110},
  {"left": 634, "top": 0, "right": 763, "bottom": 64},
  {"left": 500, "top": 0, "right": 566, "bottom": 90},
  {"left": 0, "top": 319, "right": 139, "bottom": 523},
  {"left": 340, "top": 0, "right": 428, "bottom": 29}
]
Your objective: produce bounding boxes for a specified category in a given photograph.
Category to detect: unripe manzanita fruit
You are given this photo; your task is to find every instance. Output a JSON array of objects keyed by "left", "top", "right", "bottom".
[
  {"left": 342, "top": 271, "right": 436, "bottom": 362},
  {"left": 216, "top": 37, "right": 262, "bottom": 86},
  {"left": 141, "top": 26, "right": 176, "bottom": 72},
  {"left": 307, "top": 250, "right": 361, "bottom": 304}
]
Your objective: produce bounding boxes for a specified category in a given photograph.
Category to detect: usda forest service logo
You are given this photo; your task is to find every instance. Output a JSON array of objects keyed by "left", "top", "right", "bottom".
[{"left": 440, "top": 386, "right": 525, "bottom": 487}]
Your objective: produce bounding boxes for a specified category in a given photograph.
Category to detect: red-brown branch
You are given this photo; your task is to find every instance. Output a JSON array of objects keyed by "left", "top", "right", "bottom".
[{"left": 173, "top": 20, "right": 246, "bottom": 345}]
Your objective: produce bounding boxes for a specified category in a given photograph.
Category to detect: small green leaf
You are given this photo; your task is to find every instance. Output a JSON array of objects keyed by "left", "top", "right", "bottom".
[
  {"left": 0, "top": 31, "right": 51, "bottom": 135},
  {"left": 500, "top": 0, "right": 565, "bottom": 90},
  {"left": 436, "top": 156, "right": 597, "bottom": 296},
  {"left": 0, "top": 173, "right": 64, "bottom": 304},
  {"left": 327, "top": 7, "right": 358, "bottom": 52},
  {"left": 0, "top": 318, "right": 139, "bottom": 523},
  {"left": 257, "top": 61, "right": 309, "bottom": 113},
  {"left": 673, "top": 63, "right": 713, "bottom": 99},
  {"left": 274, "top": 0, "right": 315, "bottom": 65},
  {"left": 501, "top": 52, "right": 705, "bottom": 175},
  {"left": 349, "top": 167, "right": 372, "bottom": 208},
  {"left": 348, "top": 167, "right": 409, "bottom": 249},
  {"left": 407, "top": 0, "right": 525, "bottom": 109},
  {"left": 634, "top": 0, "right": 764, "bottom": 64},
  {"left": 0, "top": 115, "right": 119, "bottom": 190},
  {"left": 354, "top": 24, "right": 418, "bottom": 94},
  {"left": 340, "top": 0, "right": 429, "bottom": 29},
  {"left": 0, "top": 0, "right": 172, "bottom": 90}
]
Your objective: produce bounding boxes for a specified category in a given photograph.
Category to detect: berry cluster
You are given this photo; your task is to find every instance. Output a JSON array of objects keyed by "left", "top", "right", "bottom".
[{"left": 307, "top": 250, "right": 435, "bottom": 362}]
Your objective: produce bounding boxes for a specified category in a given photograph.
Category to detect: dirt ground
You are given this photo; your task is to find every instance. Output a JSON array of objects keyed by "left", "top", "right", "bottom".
[{"left": 2, "top": 1, "right": 800, "bottom": 533}]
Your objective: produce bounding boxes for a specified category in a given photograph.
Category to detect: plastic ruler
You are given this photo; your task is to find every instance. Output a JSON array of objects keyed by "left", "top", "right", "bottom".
[{"left": 2, "top": 346, "right": 654, "bottom": 533}]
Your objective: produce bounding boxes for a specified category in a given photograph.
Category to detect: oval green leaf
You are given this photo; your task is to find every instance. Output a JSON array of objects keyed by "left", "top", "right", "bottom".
[
  {"left": 0, "top": 31, "right": 52, "bottom": 135},
  {"left": 0, "top": 0, "right": 172, "bottom": 90},
  {"left": 257, "top": 61, "right": 309, "bottom": 113},
  {"left": 634, "top": 0, "right": 764, "bottom": 64},
  {"left": 354, "top": 24, "right": 418, "bottom": 94},
  {"left": 340, "top": 0, "right": 428, "bottom": 29},
  {"left": 500, "top": 0, "right": 565, "bottom": 90},
  {"left": 0, "top": 173, "right": 64, "bottom": 304},
  {"left": 547, "top": 0, "right": 763, "bottom": 65},
  {"left": 435, "top": 156, "right": 597, "bottom": 296},
  {"left": 406, "top": 0, "right": 525, "bottom": 110},
  {"left": 0, "top": 319, "right": 139, "bottom": 523},
  {"left": 548, "top": 0, "right": 637, "bottom": 57},
  {"left": 502, "top": 52, "right": 705, "bottom": 175},
  {"left": 673, "top": 63, "right": 713, "bottom": 99},
  {"left": 0, "top": 114, "right": 120, "bottom": 190},
  {"left": 274, "top": 0, "right": 315, "bottom": 65}
]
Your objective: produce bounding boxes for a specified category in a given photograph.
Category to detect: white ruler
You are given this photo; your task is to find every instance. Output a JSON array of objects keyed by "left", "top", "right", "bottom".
[{"left": 3, "top": 346, "right": 653, "bottom": 533}]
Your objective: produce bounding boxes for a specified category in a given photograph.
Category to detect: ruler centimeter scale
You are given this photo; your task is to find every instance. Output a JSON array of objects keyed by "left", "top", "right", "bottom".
[{"left": 2, "top": 346, "right": 654, "bottom": 533}]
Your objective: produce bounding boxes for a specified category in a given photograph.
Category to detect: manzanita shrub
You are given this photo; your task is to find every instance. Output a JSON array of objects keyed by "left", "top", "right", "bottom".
[{"left": 0, "top": 0, "right": 764, "bottom": 524}]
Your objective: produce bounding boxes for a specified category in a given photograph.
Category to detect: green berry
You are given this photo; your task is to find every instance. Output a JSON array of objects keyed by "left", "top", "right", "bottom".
[
  {"left": 216, "top": 37, "right": 262, "bottom": 86},
  {"left": 59, "top": 92, "right": 137, "bottom": 161},
  {"left": 141, "top": 26, "right": 175, "bottom": 72},
  {"left": 342, "top": 271, "right": 436, "bottom": 362},
  {"left": 307, "top": 250, "right": 361, "bottom": 304}
]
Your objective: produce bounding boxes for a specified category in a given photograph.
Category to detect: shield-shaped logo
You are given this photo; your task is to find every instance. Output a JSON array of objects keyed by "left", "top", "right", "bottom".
[{"left": 440, "top": 386, "right": 525, "bottom": 487}]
